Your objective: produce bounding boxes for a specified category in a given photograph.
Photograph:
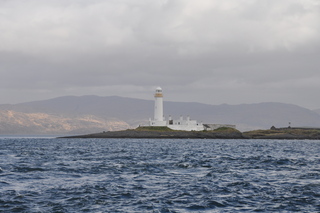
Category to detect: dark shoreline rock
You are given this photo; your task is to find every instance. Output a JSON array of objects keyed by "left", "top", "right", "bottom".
[
  {"left": 60, "top": 129, "right": 320, "bottom": 140},
  {"left": 61, "top": 130, "right": 246, "bottom": 139}
]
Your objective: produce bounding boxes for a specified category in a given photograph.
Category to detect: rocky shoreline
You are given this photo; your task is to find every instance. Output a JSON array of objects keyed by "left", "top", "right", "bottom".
[
  {"left": 61, "top": 129, "right": 244, "bottom": 139},
  {"left": 61, "top": 128, "right": 320, "bottom": 140}
]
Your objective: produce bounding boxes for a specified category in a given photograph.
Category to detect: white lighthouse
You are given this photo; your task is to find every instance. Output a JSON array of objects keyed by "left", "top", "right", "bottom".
[
  {"left": 149, "top": 87, "right": 166, "bottom": 126},
  {"left": 154, "top": 87, "right": 163, "bottom": 121},
  {"left": 146, "top": 87, "right": 235, "bottom": 131}
]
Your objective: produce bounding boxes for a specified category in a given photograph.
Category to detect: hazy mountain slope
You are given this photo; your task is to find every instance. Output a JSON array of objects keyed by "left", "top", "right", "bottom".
[
  {"left": 0, "top": 110, "right": 130, "bottom": 135},
  {"left": 314, "top": 108, "right": 320, "bottom": 115},
  {"left": 2, "top": 96, "right": 153, "bottom": 122},
  {"left": 1, "top": 95, "right": 320, "bottom": 134},
  {"left": 164, "top": 101, "right": 320, "bottom": 130}
]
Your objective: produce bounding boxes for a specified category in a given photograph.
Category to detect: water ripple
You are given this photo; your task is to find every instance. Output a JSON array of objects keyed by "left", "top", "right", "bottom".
[{"left": 0, "top": 138, "right": 319, "bottom": 212}]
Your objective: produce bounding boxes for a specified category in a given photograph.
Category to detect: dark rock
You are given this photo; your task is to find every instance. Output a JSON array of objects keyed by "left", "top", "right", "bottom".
[{"left": 61, "top": 128, "right": 320, "bottom": 140}]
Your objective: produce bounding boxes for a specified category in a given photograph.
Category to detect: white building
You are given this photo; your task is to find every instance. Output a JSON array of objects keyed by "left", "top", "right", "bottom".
[
  {"left": 149, "top": 87, "right": 166, "bottom": 126},
  {"left": 148, "top": 87, "right": 236, "bottom": 131},
  {"left": 166, "top": 115, "right": 204, "bottom": 131},
  {"left": 149, "top": 87, "right": 204, "bottom": 131}
]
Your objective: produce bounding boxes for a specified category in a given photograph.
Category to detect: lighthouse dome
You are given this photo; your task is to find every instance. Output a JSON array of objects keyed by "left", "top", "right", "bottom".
[{"left": 156, "top": 87, "right": 162, "bottom": 92}]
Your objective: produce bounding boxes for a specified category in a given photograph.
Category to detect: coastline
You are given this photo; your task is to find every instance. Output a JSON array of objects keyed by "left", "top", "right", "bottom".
[
  {"left": 60, "top": 129, "right": 244, "bottom": 139},
  {"left": 60, "top": 127, "right": 320, "bottom": 140}
]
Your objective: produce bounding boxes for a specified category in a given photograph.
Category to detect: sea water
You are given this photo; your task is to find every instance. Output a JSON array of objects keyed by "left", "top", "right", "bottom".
[{"left": 0, "top": 138, "right": 319, "bottom": 212}]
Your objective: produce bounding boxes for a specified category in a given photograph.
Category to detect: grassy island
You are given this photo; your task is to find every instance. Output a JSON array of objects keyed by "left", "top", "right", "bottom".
[
  {"left": 243, "top": 128, "right": 320, "bottom": 139},
  {"left": 61, "top": 126, "right": 320, "bottom": 139},
  {"left": 61, "top": 127, "right": 243, "bottom": 139}
]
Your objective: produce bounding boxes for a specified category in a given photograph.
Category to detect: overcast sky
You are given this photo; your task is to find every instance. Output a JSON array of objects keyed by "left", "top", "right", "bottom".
[{"left": 1, "top": 0, "right": 320, "bottom": 109}]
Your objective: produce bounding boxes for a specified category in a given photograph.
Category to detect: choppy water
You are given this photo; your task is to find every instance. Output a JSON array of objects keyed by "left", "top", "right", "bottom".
[{"left": 0, "top": 138, "right": 319, "bottom": 212}]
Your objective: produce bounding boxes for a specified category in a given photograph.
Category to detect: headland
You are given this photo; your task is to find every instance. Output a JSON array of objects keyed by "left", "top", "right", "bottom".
[{"left": 61, "top": 126, "right": 320, "bottom": 139}]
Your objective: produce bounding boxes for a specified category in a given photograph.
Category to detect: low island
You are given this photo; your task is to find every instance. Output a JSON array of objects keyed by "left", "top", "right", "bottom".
[{"left": 61, "top": 126, "right": 320, "bottom": 140}]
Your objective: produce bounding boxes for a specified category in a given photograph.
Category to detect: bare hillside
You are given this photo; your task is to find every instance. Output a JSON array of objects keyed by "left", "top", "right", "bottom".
[{"left": 1, "top": 96, "right": 320, "bottom": 134}]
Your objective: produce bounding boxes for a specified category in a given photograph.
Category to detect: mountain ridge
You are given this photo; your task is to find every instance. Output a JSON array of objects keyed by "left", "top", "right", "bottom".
[{"left": 1, "top": 95, "right": 320, "bottom": 134}]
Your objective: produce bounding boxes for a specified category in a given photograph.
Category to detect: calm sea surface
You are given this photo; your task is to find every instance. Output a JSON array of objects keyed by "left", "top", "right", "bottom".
[{"left": 0, "top": 138, "right": 319, "bottom": 212}]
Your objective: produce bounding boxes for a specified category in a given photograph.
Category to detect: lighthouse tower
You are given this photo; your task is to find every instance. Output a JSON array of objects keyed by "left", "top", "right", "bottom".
[
  {"left": 154, "top": 87, "right": 163, "bottom": 121},
  {"left": 149, "top": 87, "right": 166, "bottom": 126},
  {"left": 147, "top": 87, "right": 207, "bottom": 130},
  {"left": 145, "top": 87, "right": 234, "bottom": 131}
]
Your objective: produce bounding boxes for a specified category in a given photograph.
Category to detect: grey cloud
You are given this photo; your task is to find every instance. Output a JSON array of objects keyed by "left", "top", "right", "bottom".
[{"left": 0, "top": 0, "right": 320, "bottom": 108}]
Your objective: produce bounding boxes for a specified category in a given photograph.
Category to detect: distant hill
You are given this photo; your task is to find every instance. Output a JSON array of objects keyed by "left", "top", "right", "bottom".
[
  {"left": 0, "top": 110, "right": 130, "bottom": 135},
  {"left": 313, "top": 108, "right": 320, "bottom": 115},
  {"left": 164, "top": 101, "right": 320, "bottom": 130},
  {"left": 1, "top": 95, "right": 320, "bottom": 134}
]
